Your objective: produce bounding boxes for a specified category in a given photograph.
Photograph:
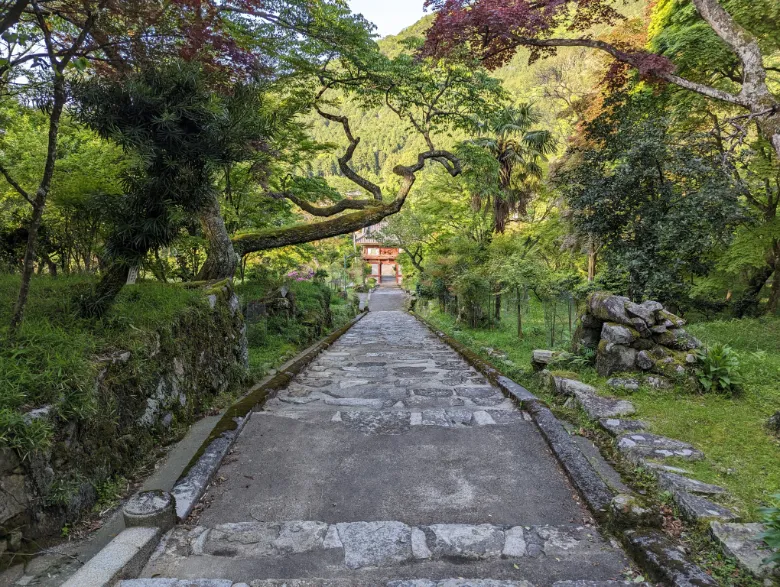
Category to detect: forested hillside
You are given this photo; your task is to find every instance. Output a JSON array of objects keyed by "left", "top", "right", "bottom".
[{"left": 304, "top": 0, "right": 648, "bottom": 185}]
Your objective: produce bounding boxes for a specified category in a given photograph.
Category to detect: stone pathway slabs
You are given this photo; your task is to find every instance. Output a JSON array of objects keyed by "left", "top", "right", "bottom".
[{"left": 138, "top": 290, "right": 635, "bottom": 586}]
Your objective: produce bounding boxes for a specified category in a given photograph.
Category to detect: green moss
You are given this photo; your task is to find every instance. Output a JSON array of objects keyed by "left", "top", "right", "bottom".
[{"left": 547, "top": 370, "right": 581, "bottom": 380}]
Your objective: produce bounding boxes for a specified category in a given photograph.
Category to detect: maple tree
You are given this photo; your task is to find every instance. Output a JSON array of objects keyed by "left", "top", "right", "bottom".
[{"left": 422, "top": 0, "right": 780, "bottom": 161}]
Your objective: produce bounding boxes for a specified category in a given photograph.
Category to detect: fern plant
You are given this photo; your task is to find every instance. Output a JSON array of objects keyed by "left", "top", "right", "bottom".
[
  {"left": 694, "top": 344, "right": 743, "bottom": 395},
  {"left": 760, "top": 494, "right": 780, "bottom": 565}
]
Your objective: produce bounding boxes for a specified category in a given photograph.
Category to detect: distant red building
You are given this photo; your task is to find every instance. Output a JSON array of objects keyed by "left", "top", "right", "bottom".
[{"left": 354, "top": 223, "right": 402, "bottom": 285}]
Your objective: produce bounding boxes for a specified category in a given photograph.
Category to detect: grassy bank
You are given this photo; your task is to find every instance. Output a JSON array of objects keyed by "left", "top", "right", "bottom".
[
  {"left": 417, "top": 299, "right": 780, "bottom": 521},
  {"left": 235, "top": 279, "right": 360, "bottom": 382},
  {"left": 0, "top": 274, "right": 205, "bottom": 453}
]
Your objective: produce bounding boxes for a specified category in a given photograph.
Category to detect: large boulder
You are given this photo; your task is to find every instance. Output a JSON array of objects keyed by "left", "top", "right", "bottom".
[
  {"left": 601, "top": 322, "right": 639, "bottom": 345},
  {"left": 587, "top": 292, "right": 633, "bottom": 326},
  {"left": 596, "top": 343, "right": 638, "bottom": 376}
]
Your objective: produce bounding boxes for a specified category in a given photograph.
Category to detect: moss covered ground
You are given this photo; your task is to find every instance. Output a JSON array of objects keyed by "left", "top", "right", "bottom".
[{"left": 418, "top": 300, "right": 780, "bottom": 521}]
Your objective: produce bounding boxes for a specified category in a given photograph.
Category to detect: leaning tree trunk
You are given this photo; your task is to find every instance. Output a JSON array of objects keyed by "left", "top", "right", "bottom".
[
  {"left": 79, "top": 263, "right": 131, "bottom": 318},
  {"left": 9, "top": 77, "right": 65, "bottom": 337},
  {"left": 196, "top": 193, "right": 238, "bottom": 281}
]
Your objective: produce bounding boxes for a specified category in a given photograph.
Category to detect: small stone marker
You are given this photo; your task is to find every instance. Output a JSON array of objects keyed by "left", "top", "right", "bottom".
[
  {"left": 123, "top": 490, "right": 176, "bottom": 532},
  {"left": 531, "top": 349, "right": 557, "bottom": 371}
]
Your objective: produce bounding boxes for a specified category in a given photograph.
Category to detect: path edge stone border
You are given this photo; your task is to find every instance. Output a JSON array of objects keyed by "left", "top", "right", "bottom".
[
  {"left": 410, "top": 310, "right": 718, "bottom": 587},
  {"left": 172, "top": 311, "right": 367, "bottom": 521}
]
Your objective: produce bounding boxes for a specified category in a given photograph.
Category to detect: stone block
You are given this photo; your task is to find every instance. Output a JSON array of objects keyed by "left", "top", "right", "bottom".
[
  {"left": 601, "top": 323, "right": 639, "bottom": 346},
  {"left": 626, "top": 302, "right": 656, "bottom": 326},
  {"left": 123, "top": 491, "right": 176, "bottom": 532},
  {"left": 672, "top": 490, "right": 739, "bottom": 523},
  {"left": 656, "top": 472, "right": 726, "bottom": 496},
  {"left": 61, "top": 527, "right": 160, "bottom": 587},
  {"left": 635, "top": 351, "right": 654, "bottom": 371},
  {"left": 337, "top": 521, "right": 412, "bottom": 569},
  {"left": 710, "top": 522, "right": 778, "bottom": 579},
  {"left": 624, "top": 529, "right": 718, "bottom": 587},
  {"left": 596, "top": 344, "right": 637, "bottom": 376},
  {"left": 557, "top": 378, "right": 598, "bottom": 397},
  {"left": 610, "top": 494, "right": 661, "bottom": 529},
  {"left": 574, "top": 393, "right": 636, "bottom": 420},
  {"left": 599, "top": 419, "right": 647, "bottom": 436},
  {"left": 423, "top": 524, "right": 505, "bottom": 560},
  {"left": 0, "top": 473, "right": 28, "bottom": 524},
  {"left": 587, "top": 292, "right": 633, "bottom": 326},
  {"left": 531, "top": 349, "right": 557, "bottom": 371},
  {"left": 617, "top": 433, "right": 703, "bottom": 463}
]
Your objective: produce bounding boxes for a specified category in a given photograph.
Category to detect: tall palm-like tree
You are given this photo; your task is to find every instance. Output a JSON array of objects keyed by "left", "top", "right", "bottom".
[{"left": 471, "top": 104, "right": 556, "bottom": 232}]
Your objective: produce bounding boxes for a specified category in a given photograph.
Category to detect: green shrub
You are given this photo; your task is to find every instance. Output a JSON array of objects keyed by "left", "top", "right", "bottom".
[
  {"left": 760, "top": 494, "right": 780, "bottom": 565},
  {"left": 694, "top": 343, "right": 743, "bottom": 395}
]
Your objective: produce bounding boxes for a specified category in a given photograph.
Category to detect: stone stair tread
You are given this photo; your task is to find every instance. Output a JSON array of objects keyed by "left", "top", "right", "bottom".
[
  {"left": 156, "top": 521, "right": 614, "bottom": 565},
  {"left": 142, "top": 521, "right": 629, "bottom": 584},
  {"left": 122, "top": 580, "right": 648, "bottom": 587},
  {"left": 255, "top": 407, "right": 531, "bottom": 431},
  {"left": 568, "top": 393, "right": 635, "bottom": 420},
  {"left": 616, "top": 432, "right": 703, "bottom": 462}
]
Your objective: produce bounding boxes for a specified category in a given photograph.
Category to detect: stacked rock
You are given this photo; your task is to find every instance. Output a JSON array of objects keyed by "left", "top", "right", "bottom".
[{"left": 574, "top": 292, "right": 701, "bottom": 377}]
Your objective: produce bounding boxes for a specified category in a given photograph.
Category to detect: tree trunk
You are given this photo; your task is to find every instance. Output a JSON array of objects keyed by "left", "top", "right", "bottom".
[
  {"left": 516, "top": 289, "right": 523, "bottom": 339},
  {"left": 734, "top": 265, "right": 773, "bottom": 317},
  {"left": 80, "top": 263, "right": 131, "bottom": 318},
  {"left": 494, "top": 293, "right": 501, "bottom": 321},
  {"left": 768, "top": 241, "right": 780, "bottom": 315},
  {"left": 197, "top": 193, "right": 238, "bottom": 281},
  {"left": 9, "top": 77, "right": 65, "bottom": 336},
  {"left": 587, "top": 246, "right": 597, "bottom": 282}
]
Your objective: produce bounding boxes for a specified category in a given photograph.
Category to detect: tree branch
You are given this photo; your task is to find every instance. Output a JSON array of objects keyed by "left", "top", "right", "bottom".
[
  {"left": 314, "top": 91, "right": 383, "bottom": 201},
  {"left": 0, "top": 162, "right": 33, "bottom": 205},
  {"left": 269, "top": 191, "right": 380, "bottom": 217},
  {"left": 0, "top": 0, "right": 28, "bottom": 37},
  {"left": 508, "top": 35, "right": 748, "bottom": 107}
]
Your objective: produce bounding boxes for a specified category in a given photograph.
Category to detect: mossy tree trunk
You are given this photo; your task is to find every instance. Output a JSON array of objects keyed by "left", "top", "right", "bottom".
[{"left": 197, "top": 192, "right": 238, "bottom": 281}]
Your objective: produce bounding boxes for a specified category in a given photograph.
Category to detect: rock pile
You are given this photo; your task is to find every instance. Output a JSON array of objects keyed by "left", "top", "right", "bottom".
[{"left": 574, "top": 292, "right": 701, "bottom": 377}]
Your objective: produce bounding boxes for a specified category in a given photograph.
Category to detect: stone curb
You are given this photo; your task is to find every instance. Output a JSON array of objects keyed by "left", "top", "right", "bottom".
[
  {"left": 60, "top": 527, "right": 161, "bottom": 587},
  {"left": 409, "top": 311, "right": 719, "bottom": 587},
  {"left": 172, "top": 311, "right": 367, "bottom": 521}
]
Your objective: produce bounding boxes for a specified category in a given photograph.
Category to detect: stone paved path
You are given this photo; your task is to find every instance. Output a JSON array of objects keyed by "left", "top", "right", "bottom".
[{"left": 133, "top": 289, "right": 634, "bottom": 586}]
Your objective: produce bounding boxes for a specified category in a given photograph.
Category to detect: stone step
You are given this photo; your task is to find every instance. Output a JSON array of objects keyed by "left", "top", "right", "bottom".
[
  {"left": 158, "top": 521, "right": 613, "bottom": 565},
  {"left": 616, "top": 432, "right": 703, "bottom": 463},
  {"left": 255, "top": 407, "right": 531, "bottom": 432},
  {"left": 121, "top": 579, "right": 648, "bottom": 587},
  {"left": 140, "top": 521, "right": 630, "bottom": 585}
]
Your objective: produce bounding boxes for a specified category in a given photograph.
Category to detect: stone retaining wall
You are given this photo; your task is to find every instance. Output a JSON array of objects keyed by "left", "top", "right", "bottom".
[{"left": 0, "top": 282, "right": 247, "bottom": 556}]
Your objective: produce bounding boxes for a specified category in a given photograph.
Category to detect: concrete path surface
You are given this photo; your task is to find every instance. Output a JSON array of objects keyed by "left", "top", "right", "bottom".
[{"left": 133, "top": 289, "right": 635, "bottom": 586}]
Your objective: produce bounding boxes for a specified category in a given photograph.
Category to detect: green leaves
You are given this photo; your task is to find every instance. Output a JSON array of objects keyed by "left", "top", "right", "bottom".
[
  {"left": 694, "top": 343, "right": 743, "bottom": 396},
  {"left": 759, "top": 493, "right": 780, "bottom": 565}
]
